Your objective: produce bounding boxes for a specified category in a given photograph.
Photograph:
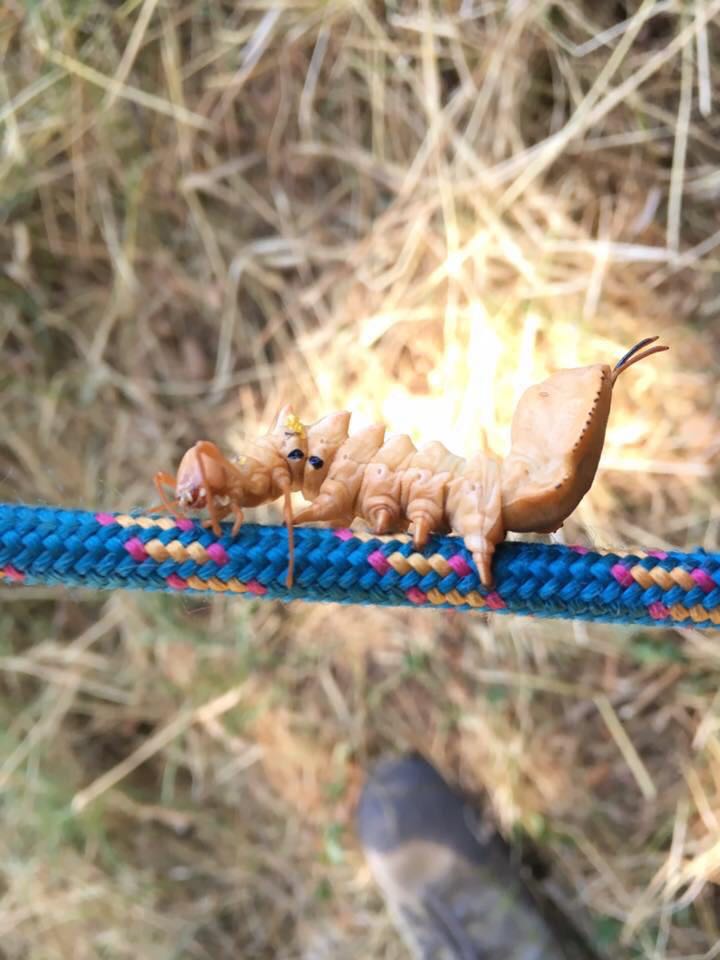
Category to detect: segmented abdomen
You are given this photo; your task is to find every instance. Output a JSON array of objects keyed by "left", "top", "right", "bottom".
[{"left": 292, "top": 417, "right": 503, "bottom": 585}]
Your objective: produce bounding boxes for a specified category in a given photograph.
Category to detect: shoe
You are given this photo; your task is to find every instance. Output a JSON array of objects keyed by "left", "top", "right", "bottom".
[{"left": 357, "top": 753, "right": 589, "bottom": 959}]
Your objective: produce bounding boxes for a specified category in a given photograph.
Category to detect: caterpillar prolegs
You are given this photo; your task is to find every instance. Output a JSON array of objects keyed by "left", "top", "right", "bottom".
[{"left": 153, "top": 337, "right": 668, "bottom": 588}]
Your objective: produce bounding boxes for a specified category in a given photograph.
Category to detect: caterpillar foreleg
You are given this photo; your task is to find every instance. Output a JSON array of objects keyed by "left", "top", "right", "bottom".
[
  {"left": 152, "top": 471, "right": 183, "bottom": 515},
  {"left": 293, "top": 479, "right": 354, "bottom": 527},
  {"left": 201, "top": 506, "right": 232, "bottom": 530},
  {"left": 281, "top": 489, "right": 295, "bottom": 587},
  {"left": 230, "top": 504, "right": 244, "bottom": 536},
  {"left": 194, "top": 442, "right": 228, "bottom": 535}
]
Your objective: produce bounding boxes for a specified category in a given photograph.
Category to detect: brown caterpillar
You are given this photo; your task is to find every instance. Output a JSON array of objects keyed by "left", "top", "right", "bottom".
[{"left": 152, "top": 337, "right": 668, "bottom": 588}]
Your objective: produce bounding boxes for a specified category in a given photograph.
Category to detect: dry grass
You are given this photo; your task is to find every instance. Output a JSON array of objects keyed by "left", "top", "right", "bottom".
[{"left": 1, "top": 1, "right": 720, "bottom": 957}]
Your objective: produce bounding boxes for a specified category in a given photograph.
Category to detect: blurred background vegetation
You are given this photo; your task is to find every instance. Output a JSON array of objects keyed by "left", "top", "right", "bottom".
[{"left": 1, "top": 1, "right": 720, "bottom": 957}]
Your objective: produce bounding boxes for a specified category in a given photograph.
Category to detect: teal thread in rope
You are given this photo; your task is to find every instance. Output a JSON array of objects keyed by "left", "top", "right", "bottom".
[{"left": 0, "top": 505, "right": 718, "bottom": 628}]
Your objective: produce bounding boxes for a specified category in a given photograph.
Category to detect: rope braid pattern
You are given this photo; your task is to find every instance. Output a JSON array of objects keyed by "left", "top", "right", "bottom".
[{"left": 1, "top": 505, "right": 719, "bottom": 628}]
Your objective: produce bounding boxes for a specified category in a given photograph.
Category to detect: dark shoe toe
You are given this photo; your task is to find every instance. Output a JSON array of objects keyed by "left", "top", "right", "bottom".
[
  {"left": 357, "top": 754, "right": 590, "bottom": 960},
  {"left": 358, "top": 753, "right": 479, "bottom": 857}
]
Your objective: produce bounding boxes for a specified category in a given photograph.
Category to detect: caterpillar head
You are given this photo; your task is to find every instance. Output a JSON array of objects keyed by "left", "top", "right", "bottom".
[{"left": 175, "top": 441, "right": 227, "bottom": 509}]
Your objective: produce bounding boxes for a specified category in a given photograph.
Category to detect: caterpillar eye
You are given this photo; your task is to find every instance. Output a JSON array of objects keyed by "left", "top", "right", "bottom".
[
  {"left": 287, "top": 449, "right": 305, "bottom": 461},
  {"left": 308, "top": 456, "right": 324, "bottom": 469}
]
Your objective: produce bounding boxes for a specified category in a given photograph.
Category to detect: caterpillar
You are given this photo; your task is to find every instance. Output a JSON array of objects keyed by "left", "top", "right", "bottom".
[{"left": 152, "top": 337, "right": 668, "bottom": 589}]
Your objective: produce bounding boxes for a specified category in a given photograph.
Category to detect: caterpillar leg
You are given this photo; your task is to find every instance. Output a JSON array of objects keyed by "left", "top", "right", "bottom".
[
  {"left": 199, "top": 502, "right": 242, "bottom": 537},
  {"left": 372, "top": 509, "right": 393, "bottom": 535},
  {"left": 230, "top": 504, "right": 244, "bottom": 536},
  {"left": 197, "top": 451, "right": 223, "bottom": 536},
  {"left": 294, "top": 496, "right": 352, "bottom": 528},
  {"left": 412, "top": 516, "right": 433, "bottom": 551},
  {"left": 201, "top": 505, "right": 231, "bottom": 530},
  {"left": 468, "top": 544, "right": 495, "bottom": 588},
  {"left": 283, "top": 489, "right": 295, "bottom": 588},
  {"left": 153, "top": 472, "right": 181, "bottom": 515}
]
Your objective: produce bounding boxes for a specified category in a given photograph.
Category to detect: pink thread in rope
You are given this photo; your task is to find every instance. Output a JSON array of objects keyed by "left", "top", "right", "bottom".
[
  {"left": 368, "top": 549, "right": 390, "bottom": 575},
  {"left": 246, "top": 580, "right": 267, "bottom": 596},
  {"left": 206, "top": 543, "right": 229, "bottom": 565},
  {"left": 448, "top": 554, "right": 472, "bottom": 577},
  {"left": 406, "top": 587, "right": 427, "bottom": 604},
  {"left": 485, "top": 591, "right": 506, "bottom": 610},
  {"left": 649, "top": 601, "right": 670, "bottom": 620},
  {"left": 124, "top": 537, "right": 148, "bottom": 562},
  {"left": 610, "top": 563, "right": 634, "bottom": 588},
  {"left": 691, "top": 569, "right": 715, "bottom": 593}
]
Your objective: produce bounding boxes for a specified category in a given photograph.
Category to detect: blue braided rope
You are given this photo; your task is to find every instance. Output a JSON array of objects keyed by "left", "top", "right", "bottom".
[{"left": 0, "top": 504, "right": 718, "bottom": 628}]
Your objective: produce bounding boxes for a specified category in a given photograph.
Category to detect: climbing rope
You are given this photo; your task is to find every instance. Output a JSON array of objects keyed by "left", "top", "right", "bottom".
[{"left": 0, "top": 504, "right": 718, "bottom": 628}]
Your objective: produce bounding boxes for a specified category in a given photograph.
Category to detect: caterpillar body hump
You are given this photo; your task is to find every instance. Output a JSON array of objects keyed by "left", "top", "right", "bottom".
[
  {"left": 294, "top": 423, "right": 386, "bottom": 526},
  {"left": 501, "top": 363, "right": 612, "bottom": 534},
  {"left": 400, "top": 442, "right": 465, "bottom": 550},
  {"left": 293, "top": 426, "right": 503, "bottom": 586},
  {"left": 303, "top": 411, "right": 351, "bottom": 500},
  {"left": 357, "top": 434, "right": 417, "bottom": 534}
]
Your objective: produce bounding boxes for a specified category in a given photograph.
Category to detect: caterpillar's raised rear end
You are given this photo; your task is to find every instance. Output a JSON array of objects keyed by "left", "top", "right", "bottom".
[{"left": 501, "top": 337, "right": 668, "bottom": 536}]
